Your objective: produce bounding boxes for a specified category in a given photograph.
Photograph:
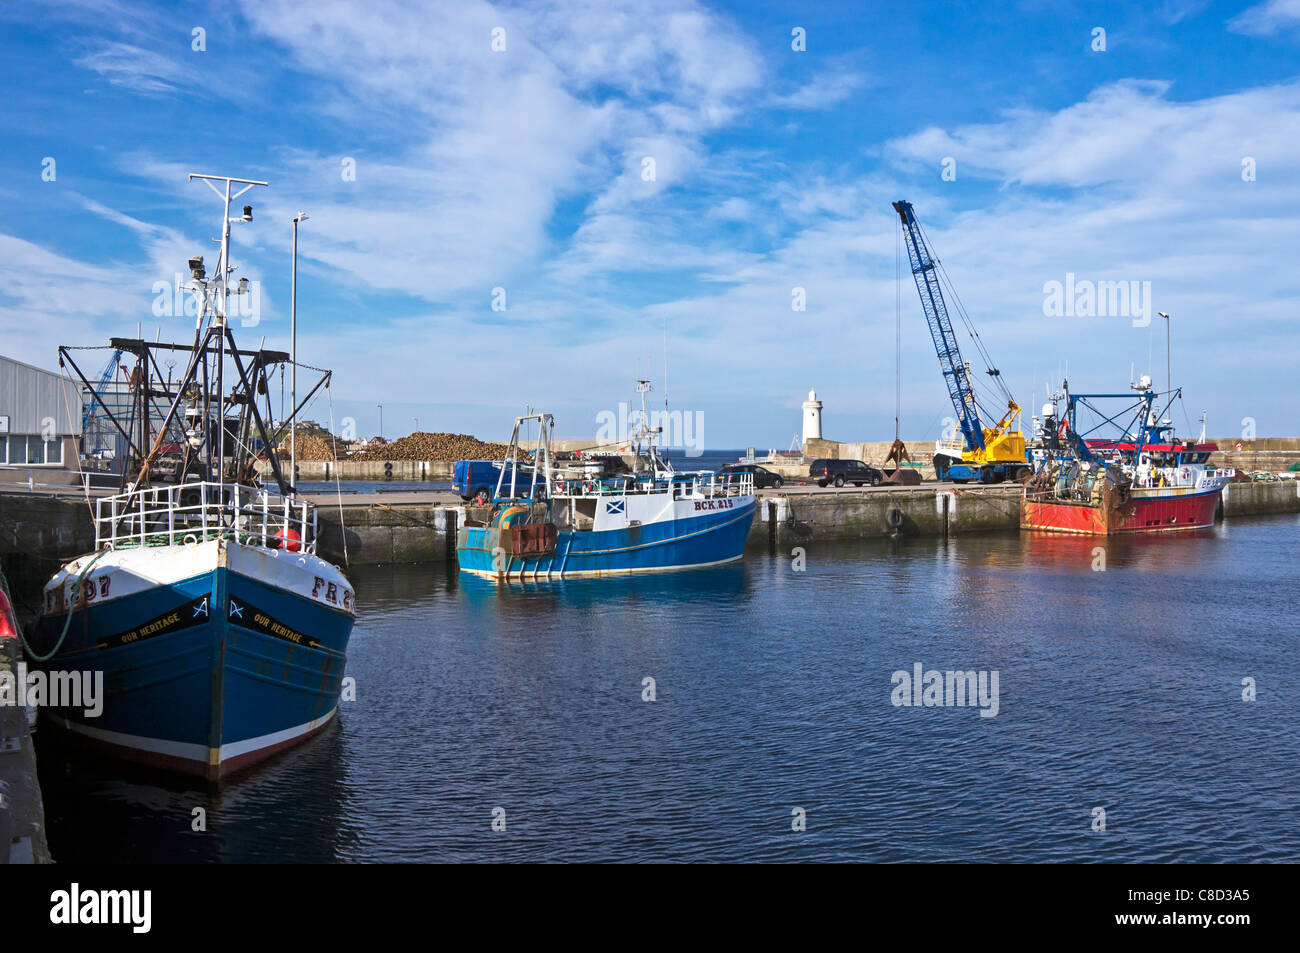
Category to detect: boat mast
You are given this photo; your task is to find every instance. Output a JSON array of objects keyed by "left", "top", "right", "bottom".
[{"left": 188, "top": 173, "right": 267, "bottom": 495}]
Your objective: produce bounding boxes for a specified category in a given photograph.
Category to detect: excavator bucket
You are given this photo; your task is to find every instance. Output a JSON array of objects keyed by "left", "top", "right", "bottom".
[{"left": 881, "top": 439, "right": 923, "bottom": 484}]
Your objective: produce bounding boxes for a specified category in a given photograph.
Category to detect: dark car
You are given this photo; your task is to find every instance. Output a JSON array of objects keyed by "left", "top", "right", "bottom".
[
  {"left": 808, "top": 458, "right": 883, "bottom": 488},
  {"left": 719, "top": 463, "right": 784, "bottom": 489}
]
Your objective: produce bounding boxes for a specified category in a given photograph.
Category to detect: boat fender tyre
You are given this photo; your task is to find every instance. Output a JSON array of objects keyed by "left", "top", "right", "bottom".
[
  {"left": 833, "top": 475, "right": 845, "bottom": 488},
  {"left": 887, "top": 507, "right": 904, "bottom": 529}
]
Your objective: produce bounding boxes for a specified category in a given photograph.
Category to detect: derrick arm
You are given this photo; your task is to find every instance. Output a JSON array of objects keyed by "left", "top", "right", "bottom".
[{"left": 893, "top": 200, "right": 984, "bottom": 453}]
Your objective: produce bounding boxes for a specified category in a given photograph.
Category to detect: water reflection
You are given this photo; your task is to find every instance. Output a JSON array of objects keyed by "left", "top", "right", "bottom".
[{"left": 35, "top": 517, "right": 1300, "bottom": 863}]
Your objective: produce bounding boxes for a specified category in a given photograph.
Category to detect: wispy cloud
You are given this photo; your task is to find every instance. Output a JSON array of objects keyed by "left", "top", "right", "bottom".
[
  {"left": 1228, "top": 0, "right": 1300, "bottom": 35},
  {"left": 74, "top": 42, "right": 195, "bottom": 94},
  {"left": 3, "top": 0, "right": 1299, "bottom": 440},
  {"left": 770, "top": 64, "right": 870, "bottom": 110}
]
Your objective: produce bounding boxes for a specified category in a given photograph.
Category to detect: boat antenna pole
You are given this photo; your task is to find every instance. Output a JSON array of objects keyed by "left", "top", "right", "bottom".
[
  {"left": 188, "top": 173, "right": 267, "bottom": 496},
  {"left": 663, "top": 317, "right": 669, "bottom": 417}
]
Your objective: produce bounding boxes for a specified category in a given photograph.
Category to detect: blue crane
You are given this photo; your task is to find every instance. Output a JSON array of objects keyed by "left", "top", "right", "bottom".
[{"left": 893, "top": 200, "right": 1027, "bottom": 483}]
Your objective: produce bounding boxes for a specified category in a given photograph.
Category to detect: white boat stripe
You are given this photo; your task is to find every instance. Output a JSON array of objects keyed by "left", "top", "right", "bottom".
[{"left": 50, "top": 708, "right": 337, "bottom": 764}]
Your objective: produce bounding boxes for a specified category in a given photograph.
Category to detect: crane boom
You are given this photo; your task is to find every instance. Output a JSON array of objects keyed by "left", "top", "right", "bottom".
[
  {"left": 893, "top": 200, "right": 985, "bottom": 453},
  {"left": 893, "top": 199, "right": 1026, "bottom": 482}
]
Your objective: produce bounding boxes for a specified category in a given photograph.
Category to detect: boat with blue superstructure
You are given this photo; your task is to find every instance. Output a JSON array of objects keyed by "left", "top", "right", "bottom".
[
  {"left": 456, "top": 393, "right": 756, "bottom": 580},
  {"left": 30, "top": 173, "right": 355, "bottom": 780}
]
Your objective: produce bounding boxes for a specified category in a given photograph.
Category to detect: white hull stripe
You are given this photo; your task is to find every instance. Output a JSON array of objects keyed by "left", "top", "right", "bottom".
[
  {"left": 461, "top": 552, "right": 745, "bottom": 579},
  {"left": 50, "top": 708, "right": 337, "bottom": 765}
]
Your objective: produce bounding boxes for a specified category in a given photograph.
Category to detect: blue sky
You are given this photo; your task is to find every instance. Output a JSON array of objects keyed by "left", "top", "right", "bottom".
[{"left": 1, "top": 0, "right": 1298, "bottom": 446}]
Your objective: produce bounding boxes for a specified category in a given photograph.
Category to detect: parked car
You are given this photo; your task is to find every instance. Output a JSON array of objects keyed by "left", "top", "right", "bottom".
[
  {"left": 453, "top": 459, "right": 537, "bottom": 501},
  {"left": 808, "top": 458, "right": 883, "bottom": 488},
  {"left": 719, "top": 463, "right": 784, "bottom": 489}
]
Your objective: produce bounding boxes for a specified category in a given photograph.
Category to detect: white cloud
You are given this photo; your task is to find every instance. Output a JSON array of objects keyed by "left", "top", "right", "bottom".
[
  {"left": 5, "top": 3, "right": 1300, "bottom": 441},
  {"left": 74, "top": 42, "right": 194, "bottom": 94},
  {"left": 885, "top": 79, "right": 1300, "bottom": 192},
  {"left": 1228, "top": 0, "right": 1300, "bottom": 35},
  {"left": 770, "top": 64, "right": 870, "bottom": 110}
]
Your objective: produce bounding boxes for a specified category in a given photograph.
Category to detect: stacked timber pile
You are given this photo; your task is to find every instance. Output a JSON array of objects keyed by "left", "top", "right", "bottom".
[{"left": 352, "top": 432, "right": 511, "bottom": 461}]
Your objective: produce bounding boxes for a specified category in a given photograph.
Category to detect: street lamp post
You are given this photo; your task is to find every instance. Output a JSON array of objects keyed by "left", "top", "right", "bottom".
[
  {"left": 377, "top": 403, "right": 383, "bottom": 441},
  {"left": 1158, "top": 311, "right": 1171, "bottom": 396},
  {"left": 290, "top": 211, "right": 309, "bottom": 489}
]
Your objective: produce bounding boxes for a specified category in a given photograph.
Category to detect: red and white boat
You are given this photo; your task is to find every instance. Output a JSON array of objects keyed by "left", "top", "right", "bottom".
[{"left": 1021, "top": 378, "right": 1235, "bottom": 535}]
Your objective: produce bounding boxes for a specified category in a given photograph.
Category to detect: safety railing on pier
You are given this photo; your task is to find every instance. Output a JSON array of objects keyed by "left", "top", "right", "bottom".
[{"left": 93, "top": 481, "right": 316, "bottom": 553}]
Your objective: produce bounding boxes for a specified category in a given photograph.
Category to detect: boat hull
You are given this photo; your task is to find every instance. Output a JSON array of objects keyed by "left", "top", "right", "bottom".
[
  {"left": 1020, "top": 485, "right": 1223, "bottom": 535},
  {"left": 457, "top": 497, "right": 757, "bottom": 578},
  {"left": 33, "top": 539, "right": 354, "bottom": 781}
]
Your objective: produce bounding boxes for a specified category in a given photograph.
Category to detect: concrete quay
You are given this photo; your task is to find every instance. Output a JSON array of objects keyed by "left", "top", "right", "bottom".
[
  {"left": 3, "top": 478, "right": 1298, "bottom": 572},
  {"left": 0, "top": 637, "right": 51, "bottom": 864}
]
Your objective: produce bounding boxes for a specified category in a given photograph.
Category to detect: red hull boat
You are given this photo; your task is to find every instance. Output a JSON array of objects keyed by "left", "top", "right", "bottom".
[
  {"left": 1021, "top": 483, "right": 1224, "bottom": 535},
  {"left": 1021, "top": 380, "right": 1234, "bottom": 536}
]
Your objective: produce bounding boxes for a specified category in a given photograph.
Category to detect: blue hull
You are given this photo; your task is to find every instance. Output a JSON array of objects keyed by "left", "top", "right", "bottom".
[
  {"left": 33, "top": 565, "right": 353, "bottom": 780},
  {"left": 457, "top": 499, "right": 756, "bottom": 578}
]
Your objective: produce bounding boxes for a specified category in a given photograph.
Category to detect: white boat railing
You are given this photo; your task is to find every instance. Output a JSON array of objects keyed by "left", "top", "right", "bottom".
[
  {"left": 93, "top": 480, "right": 316, "bottom": 552},
  {"left": 550, "top": 471, "right": 754, "bottom": 500}
]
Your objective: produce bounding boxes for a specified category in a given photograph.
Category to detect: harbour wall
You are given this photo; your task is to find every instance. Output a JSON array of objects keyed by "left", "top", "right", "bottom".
[
  {"left": 259, "top": 437, "right": 1300, "bottom": 486},
  {"left": 291, "top": 480, "right": 1300, "bottom": 563},
  {"left": 3, "top": 479, "right": 1298, "bottom": 573}
]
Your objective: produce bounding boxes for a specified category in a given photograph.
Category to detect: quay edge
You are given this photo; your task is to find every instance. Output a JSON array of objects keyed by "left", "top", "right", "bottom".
[
  {"left": 5, "top": 480, "right": 1299, "bottom": 571},
  {"left": 0, "top": 636, "right": 52, "bottom": 863}
]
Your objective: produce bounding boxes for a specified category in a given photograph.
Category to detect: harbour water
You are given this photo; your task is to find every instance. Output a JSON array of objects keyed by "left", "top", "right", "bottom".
[{"left": 35, "top": 513, "right": 1300, "bottom": 862}]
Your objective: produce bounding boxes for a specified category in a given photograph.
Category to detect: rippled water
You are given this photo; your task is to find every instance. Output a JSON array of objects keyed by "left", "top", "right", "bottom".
[{"left": 38, "top": 514, "right": 1300, "bottom": 862}]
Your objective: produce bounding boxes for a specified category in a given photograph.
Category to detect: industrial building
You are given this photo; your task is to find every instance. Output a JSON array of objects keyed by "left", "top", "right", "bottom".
[{"left": 0, "top": 353, "right": 84, "bottom": 484}]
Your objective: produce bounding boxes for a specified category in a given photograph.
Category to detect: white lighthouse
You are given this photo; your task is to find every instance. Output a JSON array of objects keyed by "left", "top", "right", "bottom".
[{"left": 802, "top": 389, "right": 823, "bottom": 443}]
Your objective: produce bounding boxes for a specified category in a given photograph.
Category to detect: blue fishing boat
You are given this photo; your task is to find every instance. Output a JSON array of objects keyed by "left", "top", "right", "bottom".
[
  {"left": 456, "top": 387, "right": 756, "bottom": 579},
  {"left": 30, "top": 173, "right": 355, "bottom": 780}
]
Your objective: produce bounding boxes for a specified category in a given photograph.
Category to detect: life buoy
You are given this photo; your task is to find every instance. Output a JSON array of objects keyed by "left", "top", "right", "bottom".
[
  {"left": 554, "top": 478, "right": 564, "bottom": 493},
  {"left": 1180, "top": 468, "right": 1190, "bottom": 481}
]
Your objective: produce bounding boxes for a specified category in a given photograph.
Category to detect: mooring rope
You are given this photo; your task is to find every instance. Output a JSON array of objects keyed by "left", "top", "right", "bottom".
[{"left": 9, "top": 548, "right": 109, "bottom": 663}]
